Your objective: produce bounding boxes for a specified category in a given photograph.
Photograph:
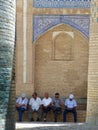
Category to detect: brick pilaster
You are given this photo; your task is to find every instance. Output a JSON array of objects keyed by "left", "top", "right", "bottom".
[{"left": 86, "top": 0, "right": 98, "bottom": 125}]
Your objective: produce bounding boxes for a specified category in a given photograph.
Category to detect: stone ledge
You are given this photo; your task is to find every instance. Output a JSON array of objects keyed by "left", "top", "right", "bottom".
[{"left": 16, "top": 110, "right": 86, "bottom": 122}]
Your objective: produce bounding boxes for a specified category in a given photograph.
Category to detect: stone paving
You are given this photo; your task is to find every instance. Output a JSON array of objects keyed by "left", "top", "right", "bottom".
[{"left": 16, "top": 122, "right": 98, "bottom": 130}]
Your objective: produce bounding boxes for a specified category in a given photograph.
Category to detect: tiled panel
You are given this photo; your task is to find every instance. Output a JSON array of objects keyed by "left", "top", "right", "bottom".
[
  {"left": 33, "top": 15, "right": 90, "bottom": 41},
  {"left": 33, "top": 0, "right": 91, "bottom": 8}
]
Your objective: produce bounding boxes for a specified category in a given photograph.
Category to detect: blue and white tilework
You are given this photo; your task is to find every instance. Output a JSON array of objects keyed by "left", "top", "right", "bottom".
[
  {"left": 33, "top": 0, "right": 91, "bottom": 8},
  {"left": 33, "top": 15, "right": 90, "bottom": 41}
]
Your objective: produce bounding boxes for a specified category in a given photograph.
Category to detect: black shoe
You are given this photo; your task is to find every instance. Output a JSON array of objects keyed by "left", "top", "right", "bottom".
[
  {"left": 18, "top": 120, "right": 22, "bottom": 122},
  {"left": 36, "top": 118, "right": 40, "bottom": 121},
  {"left": 44, "top": 118, "right": 46, "bottom": 122},
  {"left": 30, "top": 118, "right": 34, "bottom": 121},
  {"left": 54, "top": 120, "right": 57, "bottom": 122}
]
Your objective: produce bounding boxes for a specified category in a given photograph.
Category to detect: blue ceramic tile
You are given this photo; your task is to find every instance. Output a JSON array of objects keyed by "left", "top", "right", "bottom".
[
  {"left": 33, "top": 0, "right": 91, "bottom": 8},
  {"left": 33, "top": 15, "right": 90, "bottom": 41}
]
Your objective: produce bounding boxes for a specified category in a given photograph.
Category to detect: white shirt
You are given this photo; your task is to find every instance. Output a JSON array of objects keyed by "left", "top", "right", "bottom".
[
  {"left": 29, "top": 97, "right": 42, "bottom": 111},
  {"left": 65, "top": 98, "right": 77, "bottom": 109},
  {"left": 41, "top": 97, "right": 52, "bottom": 107},
  {"left": 16, "top": 97, "right": 28, "bottom": 109}
]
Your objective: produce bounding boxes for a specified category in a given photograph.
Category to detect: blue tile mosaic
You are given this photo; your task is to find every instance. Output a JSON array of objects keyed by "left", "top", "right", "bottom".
[
  {"left": 33, "top": 15, "right": 90, "bottom": 41},
  {"left": 33, "top": 0, "right": 91, "bottom": 8}
]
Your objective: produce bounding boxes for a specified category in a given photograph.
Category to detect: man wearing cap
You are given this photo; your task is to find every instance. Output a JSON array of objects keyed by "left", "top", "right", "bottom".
[
  {"left": 63, "top": 94, "right": 77, "bottom": 122},
  {"left": 16, "top": 93, "right": 28, "bottom": 122}
]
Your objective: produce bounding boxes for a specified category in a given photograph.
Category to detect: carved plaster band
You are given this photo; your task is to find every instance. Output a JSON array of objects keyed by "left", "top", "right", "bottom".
[
  {"left": 23, "top": 0, "right": 27, "bottom": 83},
  {"left": 52, "top": 31, "right": 74, "bottom": 39}
]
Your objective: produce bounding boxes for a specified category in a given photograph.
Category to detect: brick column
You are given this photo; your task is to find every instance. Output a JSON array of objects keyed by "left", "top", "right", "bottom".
[
  {"left": 86, "top": 0, "right": 98, "bottom": 125},
  {"left": 0, "top": 0, "right": 16, "bottom": 130}
]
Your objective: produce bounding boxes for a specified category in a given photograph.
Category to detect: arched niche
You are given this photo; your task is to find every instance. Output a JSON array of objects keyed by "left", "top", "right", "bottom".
[{"left": 52, "top": 31, "right": 73, "bottom": 61}]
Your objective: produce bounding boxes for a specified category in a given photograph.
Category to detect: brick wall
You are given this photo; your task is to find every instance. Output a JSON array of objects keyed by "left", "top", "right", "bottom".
[
  {"left": 86, "top": 0, "right": 98, "bottom": 125},
  {"left": 16, "top": 0, "right": 90, "bottom": 98},
  {"left": 35, "top": 24, "right": 89, "bottom": 98},
  {"left": 16, "top": 0, "right": 91, "bottom": 123}
]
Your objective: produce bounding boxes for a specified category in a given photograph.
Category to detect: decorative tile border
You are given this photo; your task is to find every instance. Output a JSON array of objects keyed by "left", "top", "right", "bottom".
[
  {"left": 33, "top": 0, "right": 91, "bottom": 8},
  {"left": 33, "top": 15, "right": 90, "bottom": 41}
]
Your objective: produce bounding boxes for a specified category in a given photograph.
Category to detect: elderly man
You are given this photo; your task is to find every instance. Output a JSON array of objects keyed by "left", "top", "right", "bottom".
[
  {"left": 63, "top": 94, "right": 77, "bottom": 122},
  {"left": 41, "top": 92, "right": 53, "bottom": 122},
  {"left": 28, "top": 92, "right": 42, "bottom": 121},
  {"left": 16, "top": 93, "right": 28, "bottom": 122},
  {"left": 52, "top": 93, "right": 64, "bottom": 122}
]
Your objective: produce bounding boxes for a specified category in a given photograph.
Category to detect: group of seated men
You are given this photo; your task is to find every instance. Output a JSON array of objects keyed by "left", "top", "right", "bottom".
[{"left": 16, "top": 92, "right": 77, "bottom": 122}]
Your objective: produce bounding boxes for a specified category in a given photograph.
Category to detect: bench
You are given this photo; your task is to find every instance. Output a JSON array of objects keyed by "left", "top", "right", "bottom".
[{"left": 15, "top": 98, "right": 87, "bottom": 122}]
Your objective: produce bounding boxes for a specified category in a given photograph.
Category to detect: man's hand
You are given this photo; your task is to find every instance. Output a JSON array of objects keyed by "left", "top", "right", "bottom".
[{"left": 67, "top": 108, "right": 73, "bottom": 110}]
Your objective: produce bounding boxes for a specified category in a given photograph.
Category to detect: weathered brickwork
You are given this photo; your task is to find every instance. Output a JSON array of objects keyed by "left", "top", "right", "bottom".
[
  {"left": 0, "top": 0, "right": 16, "bottom": 130},
  {"left": 16, "top": 0, "right": 90, "bottom": 101},
  {"left": 86, "top": 0, "right": 98, "bottom": 125},
  {"left": 1, "top": 0, "right": 98, "bottom": 129},
  {"left": 16, "top": 0, "right": 98, "bottom": 125},
  {"left": 35, "top": 24, "right": 89, "bottom": 98}
]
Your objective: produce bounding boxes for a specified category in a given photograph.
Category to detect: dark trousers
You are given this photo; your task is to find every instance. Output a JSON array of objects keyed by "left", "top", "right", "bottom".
[
  {"left": 16, "top": 107, "right": 26, "bottom": 122},
  {"left": 42, "top": 106, "right": 51, "bottom": 119},
  {"left": 63, "top": 109, "right": 77, "bottom": 122},
  {"left": 29, "top": 108, "right": 41, "bottom": 121},
  {"left": 52, "top": 107, "right": 62, "bottom": 122}
]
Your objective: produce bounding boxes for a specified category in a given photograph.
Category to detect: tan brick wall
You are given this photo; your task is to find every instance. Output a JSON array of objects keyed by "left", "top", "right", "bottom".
[
  {"left": 86, "top": 0, "right": 98, "bottom": 125},
  {"left": 35, "top": 24, "right": 89, "bottom": 98},
  {"left": 16, "top": 0, "right": 90, "bottom": 99},
  {"left": 15, "top": 0, "right": 93, "bottom": 123}
]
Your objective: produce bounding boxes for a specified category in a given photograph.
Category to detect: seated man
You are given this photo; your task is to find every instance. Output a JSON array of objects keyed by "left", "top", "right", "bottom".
[
  {"left": 41, "top": 92, "right": 53, "bottom": 122},
  {"left": 28, "top": 92, "right": 42, "bottom": 121},
  {"left": 16, "top": 93, "right": 28, "bottom": 122},
  {"left": 63, "top": 94, "right": 77, "bottom": 122},
  {"left": 52, "top": 93, "right": 64, "bottom": 122}
]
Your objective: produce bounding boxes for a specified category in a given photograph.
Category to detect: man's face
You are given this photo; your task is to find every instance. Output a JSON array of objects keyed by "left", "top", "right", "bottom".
[
  {"left": 45, "top": 93, "right": 49, "bottom": 98},
  {"left": 33, "top": 94, "right": 37, "bottom": 99},
  {"left": 55, "top": 94, "right": 59, "bottom": 99},
  {"left": 22, "top": 97, "right": 25, "bottom": 100}
]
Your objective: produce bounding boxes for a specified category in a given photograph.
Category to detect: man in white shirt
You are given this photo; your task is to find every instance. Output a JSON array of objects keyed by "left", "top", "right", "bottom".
[
  {"left": 41, "top": 92, "right": 53, "bottom": 122},
  {"left": 63, "top": 94, "right": 77, "bottom": 122},
  {"left": 16, "top": 93, "right": 28, "bottom": 122},
  {"left": 28, "top": 92, "right": 42, "bottom": 121}
]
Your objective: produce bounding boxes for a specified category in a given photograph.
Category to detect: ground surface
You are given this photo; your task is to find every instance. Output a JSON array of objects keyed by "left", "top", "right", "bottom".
[{"left": 16, "top": 122, "right": 98, "bottom": 130}]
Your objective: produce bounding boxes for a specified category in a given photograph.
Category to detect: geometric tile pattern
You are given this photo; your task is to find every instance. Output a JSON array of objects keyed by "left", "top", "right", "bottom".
[
  {"left": 33, "top": 0, "right": 91, "bottom": 8},
  {"left": 91, "top": 1, "right": 98, "bottom": 22},
  {"left": 33, "top": 15, "right": 90, "bottom": 41}
]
